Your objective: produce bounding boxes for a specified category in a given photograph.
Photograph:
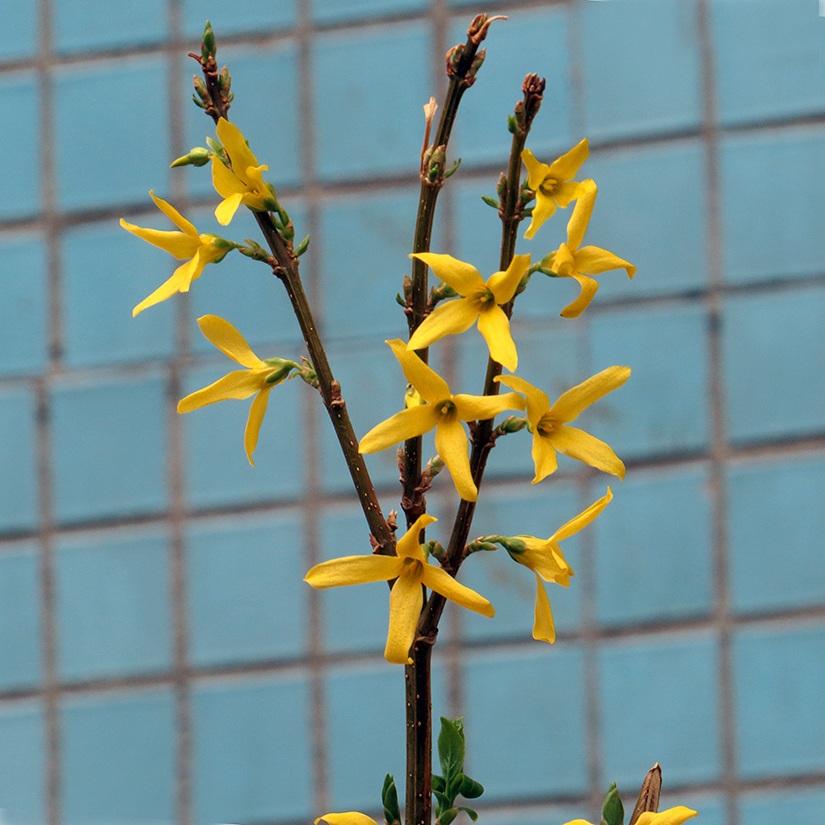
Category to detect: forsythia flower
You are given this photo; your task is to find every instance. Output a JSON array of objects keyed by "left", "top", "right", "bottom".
[
  {"left": 315, "top": 814, "right": 379, "bottom": 825},
  {"left": 407, "top": 253, "right": 532, "bottom": 371},
  {"left": 211, "top": 118, "right": 276, "bottom": 225},
  {"left": 120, "top": 191, "right": 235, "bottom": 317},
  {"left": 544, "top": 179, "right": 636, "bottom": 318},
  {"left": 564, "top": 806, "right": 697, "bottom": 825},
  {"left": 491, "top": 488, "right": 612, "bottom": 643},
  {"left": 304, "top": 514, "right": 494, "bottom": 664},
  {"left": 359, "top": 340, "right": 525, "bottom": 501},
  {"left": 521, "top": 138, "right": 589, "bottom": 239},
  {"left": 177, "top": 315, "right": 297, "bottom": 465},
  {"left": 496, "top": 367, "right": 630, "bottom": 483}
]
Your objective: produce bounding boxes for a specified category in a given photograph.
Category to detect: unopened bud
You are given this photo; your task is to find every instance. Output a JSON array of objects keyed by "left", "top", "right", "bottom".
[
  {"left": 201, "top": 20, "right": 216, "bottom": 61},
  {"left": 481, "top": 195, "right": 499, "bottom": 209},
  {"left": 170, "top": 146, "right": 211, "bottom": 168},
  {"left": 499, "top": 415, "right": 527, "bottom": 434},
  {"left": 294, "top": 235, "right": 310, "bottom": 257},
  {"left": 218, "top": 66, "right": 231, "bottom": 93}
]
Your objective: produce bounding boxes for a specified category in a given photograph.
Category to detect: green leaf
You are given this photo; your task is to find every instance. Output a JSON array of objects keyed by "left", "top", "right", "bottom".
[
  {"left": 434, "top": 790, "right": 453, "bottom": 813},
  {"left": 481, "top": 195, "right": 499, "bottom": 209},
  {"left": 432, "top": 775, "right": 446, "bottom": 793},
  {"left": 437, "top": 717, "right": 466, "bottom": 782},
  {"left": 458, "top": 775, "right": 484, "bottom": 799},
  {"left": 601, "top": 781, "right": 624, "bottom": 825},
  {"left": 382, "top": 774, "right": 401, "bottom": 825},
  {"left": 456, "top": 807, "right": 478, "bottom": 821},
  {"left": 439, "top": 809, "right": 458, "bottom": 825}
]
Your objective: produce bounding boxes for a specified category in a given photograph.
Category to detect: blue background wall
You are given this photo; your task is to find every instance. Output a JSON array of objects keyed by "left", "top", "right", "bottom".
[{"left": 2, "top": 1, "right": 825, "bottom": 824}]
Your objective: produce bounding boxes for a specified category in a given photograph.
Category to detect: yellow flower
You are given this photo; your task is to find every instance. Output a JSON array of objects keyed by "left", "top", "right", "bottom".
[
  {"left": 305, "top": 514, "right": 494, "bottom": 664},
  {"left": 315, "top": 815, "right": 379, "bottom": 825},
  {"left": 177, "top": 315, "right": 297, "bottom": 466},
  {"left": 544, "top": 179, "right": 636, "bottom": 317},
  {"left": 493, "top": 488, "right": 612, "bottom": 643},
  {"left": 211, "top": 118, "right": 275, "bottom": 225},
  {"left": 120, "top": 191, "right": 234, "bottom": 317},
  {"left": 359, "top": 340, "right": 525, "bottom": 501},
  {"left": 407, "top": 253, "right": 531, "bottom": 371},
  {"left": 564, "top": 806, "right": 697, "bottom": 825},
  {"left": 521, "top": 139, "right": 589, "bottom": 240},
  {"left": 496, "top": 367, "right": 630, "bottom": 483}
]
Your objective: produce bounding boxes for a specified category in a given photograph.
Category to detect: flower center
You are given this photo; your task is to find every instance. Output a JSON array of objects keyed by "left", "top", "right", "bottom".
[
  {"left": 536, "top": 413, "right": 558, "bottom": 438},
  {"left": 469, "top": 289, "right": 496, "bottom": 311},
  {"left": 553, "top": 243, "right": 576, "bottom": 277},
  {"left": 540, "top": 176, "right": 559, "bottom": 196},
  {"left": 435, "top": 399, "right": 456, "bottom": 419}
]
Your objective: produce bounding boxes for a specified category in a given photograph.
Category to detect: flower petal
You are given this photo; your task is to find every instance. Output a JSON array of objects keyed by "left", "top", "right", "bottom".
[
  {"left": 197, "top": 315, "right": 265, "bottom": 368},
  {"left": 216, "top": 117, "right": 261, "bottom": 182},
  {"left": 421, "top": 565, "right": 494, "bottom": 617},
  {"left": 531, "top": 543, "right": 572, "bottom": 585},
  {"left": 215, "top": 191, "right": 245, "bottom": 226},
  {"left": 477, "top": 305, "right": 518, "bottom": 371},
  {"left": 177, "top": 369, "right": 263, "bottom": 413},
  {"left": 120, "top": 220, "right": 200, "bottom": 260},
  {"left": 411, "top": 252, "right": 486, "bottom": 296},
  {"left": 550, "top": 366, "right": 631, "bottom": 423},
  {"left": 434, "top": 417, "right": 477, "bottom": 502},
  {"left": 523, "top": 192, "right": 557, "bottom": 240},
  {"left": 635, "top": 808, "right": 698, "bottom": 825},
  {"left": 386, "top": 339, "right": 450, "bottom": 403},
  {"left": 575, "top": 245, "right": 636, "bottom": 278},
  {"left": 304, "top": 554, "right": 403, "bottom": 588},
  {"left": 560, "top": 273, "right": 600, "bottom": 319},
  {"left": 244, "top": 386, "right": 271, "bottom": 465},
  {"left": 149, "top": 190, "right": 198, "bottom": 236},
  {"left": 396, "top": 513, "right": 438, "bottom": 560},
  {"left": 554, "top": 180, "right": 582, "bottom": 209},
  {"left": 531, "top": 430, "right": 558, "bottom": 483},
  {"left": 315, "top": 813, "right": 381, "bottom": 825},
  {"left": 520, "top": 148, "right": 550, "bottom": 192},
  {"left": 359, "top": 405, "right": 437, "bottom": 454},
  {"left": 550, "top": 487, "right": 613, "bottom": 543},
  {"left": 132, "top": 262, "right": 194, "bottom": 317},
  {"left": 407, "top": 298, "right": 479, "bottom": 352},
  {"left": 553, "top": 425, "right": 626, "bottom": 478},
  {"left": 487, "top": 254, "right": 531, "bottom": 304},
  {"left": 546, "top": 137, "right": 589, "bottom": 181},
  {"left": 532, "top": 572, "right": 556, "bottom": 643},
  {"left": 386, "top": 566, "right": 424, "bottom": 664},
  {"left": 452, "top": 391, "right": 524, "bottom": 422},
  {"left": 211, "top": 155, "right": 247, "bottom": 199},
  {"left": 495, "top": 375, "right": 550, "bottom": 427},
  {"left": 566, "top": 179, "right": 597, "bottom": 251}
]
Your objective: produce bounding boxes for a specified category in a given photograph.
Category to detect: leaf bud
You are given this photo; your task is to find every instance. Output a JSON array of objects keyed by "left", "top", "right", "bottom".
[
  {"left": 601, "top": 781, "right": 624, "bottom": 825},
  {"left": 218, "top": 66, "right": 231, "bottom": 93},
  {"left": 443, "top": 157, "right": 462, "bottom": 179},
  {"left": 201, "top": 20, "right": 216, "bottom": 61},
  {"left": 294, "top": 235, "right": 311, "bottom": 257},
  {"left": 481, "top": 195, "right": 500, "bottom": 209}
]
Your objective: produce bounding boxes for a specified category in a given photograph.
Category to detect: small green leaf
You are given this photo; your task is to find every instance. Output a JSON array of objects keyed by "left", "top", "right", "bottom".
[
  {"left": 439, "top": 809, "right": 458, "bottom": 825},
  {"left": 437, "top": 718, "right": 466, "bottom": 783},
  {"left": 382, "top": 774, "right": 401, "bottom": 825},
  {"left": 459, "top": 775, "right": 484, "bottom": 799},
  {"left": 434, "top": 790, "right": 452, "bottom": 811},
  {"left": 481, "top": 195, "right": 499, "bottom": 209},
  {"left": 601, "top": 781, "right": 624, "bottom": 825},
  {"left": 456, "top": 807, "right": 478, "bottom": 821}
]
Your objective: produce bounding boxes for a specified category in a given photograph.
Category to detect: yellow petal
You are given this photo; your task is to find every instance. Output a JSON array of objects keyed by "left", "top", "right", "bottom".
[
  {"left": 411, "top": 252, "right": 486, "bottom": 296},
  {"left": 635, "top": 808, "right": 698, "bottom": 825},
  {"left": 550, "top": 487, "right": 613, "bottom": 543},
  {"left": 550, "top": 366, "right": 631, "bottom": 423},
  {"left": 434, "top": 417, "right": 477, "bottom": 502},
  {"left": 531, "top": 543, "right": 572, "bottom": 585},
  {"left": 177, "top": 369, "right": 264, "bottom": 413},
  {"left": 215, "top": 191, "right": 244, "bottom": 226},
  {"left": 396, "top": 513, "right": 438, "bottom": 560},
  {"left": 386, "top": 566, "right": 424, "bottom": 664},
  {"left": 304, "top": 554, "right": 403, "bottom": 588},
  {"left": 575, "top": 245, "right": 636, "bottom": 279},
  {"left": 132, "top": 262, "right": 194, "bottom": 317},
  {"left": 559, "top": 273, "right": 600, "bottom": 319},
  {"left": 546, "top": 137, "right": 589, "bottom": 181},
  {"left": 552, "top": 425, "right": 626, "bottom": 478},
  {"left": 359, "top": 405, "right": 437, "bottom": 454},
  {"left": 495, "top": 375, "right": 550, "bottom": 427},
  {"left": 149, "top": 190, "right": 198, "bottom": 236},
  {"left": 523, "top": 191, "right": 556, "bottom": 240},
  {"left": 407, "top": 298, "right": 479, "bottom": 352},
  {"left": 244, "top": 386, "right": 271, "bottom": 465},
  {"left": 197, "top": 315, "right": 265, "bottom": 368},
  {"left": 566, "top": 179, "right": 597, "bottom": 251},
  {"left": 559, "top": 821, "right": 594, "bottom": 825},
  {"left": 532, "top": 572, "right": 556, "bottom": 643},
  {"left": 487, "top": 254, "right": 531, "bottom": 304},
  {"left": 554, "top": 180, "right": 582, "bottom": 209},
  {"left": 386, "top": 339, "right": 450, "bottom": 404},
  {"left": 421, "top": 564, "right": 494, "bottom": 617},
  {"left": 520, "top": 148, "right": 551, "bottom": 192},
  {"left": 315, "top": 815, "right": 380, "bottom": 825},
  {"left": 120, "top": 220, "right": 201, "bottom": 260},
  {"left": 216, "top": 117, "right": 261, "bottom": 182},
  {"left": 477, "top": 305, "right": 518, "bottom": 371},
  {"left": 211, "top": 154, "right": 247, "bottom": 199},
  {"left": 531, "top": 430, "right": 558, "bottom": 483},
  {"left": 452, "top": 391, "right": 524, "bottom": 422}
]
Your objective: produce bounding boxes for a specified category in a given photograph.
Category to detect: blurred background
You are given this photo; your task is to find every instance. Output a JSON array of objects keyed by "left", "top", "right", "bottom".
[{"left": 2, "top": 0, "right": 825, "bottom": 823}]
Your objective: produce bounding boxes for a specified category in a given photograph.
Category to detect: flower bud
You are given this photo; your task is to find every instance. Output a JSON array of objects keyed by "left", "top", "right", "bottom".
[{"left": 170, "top": 146, "right": 211, "bottom": 168}]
